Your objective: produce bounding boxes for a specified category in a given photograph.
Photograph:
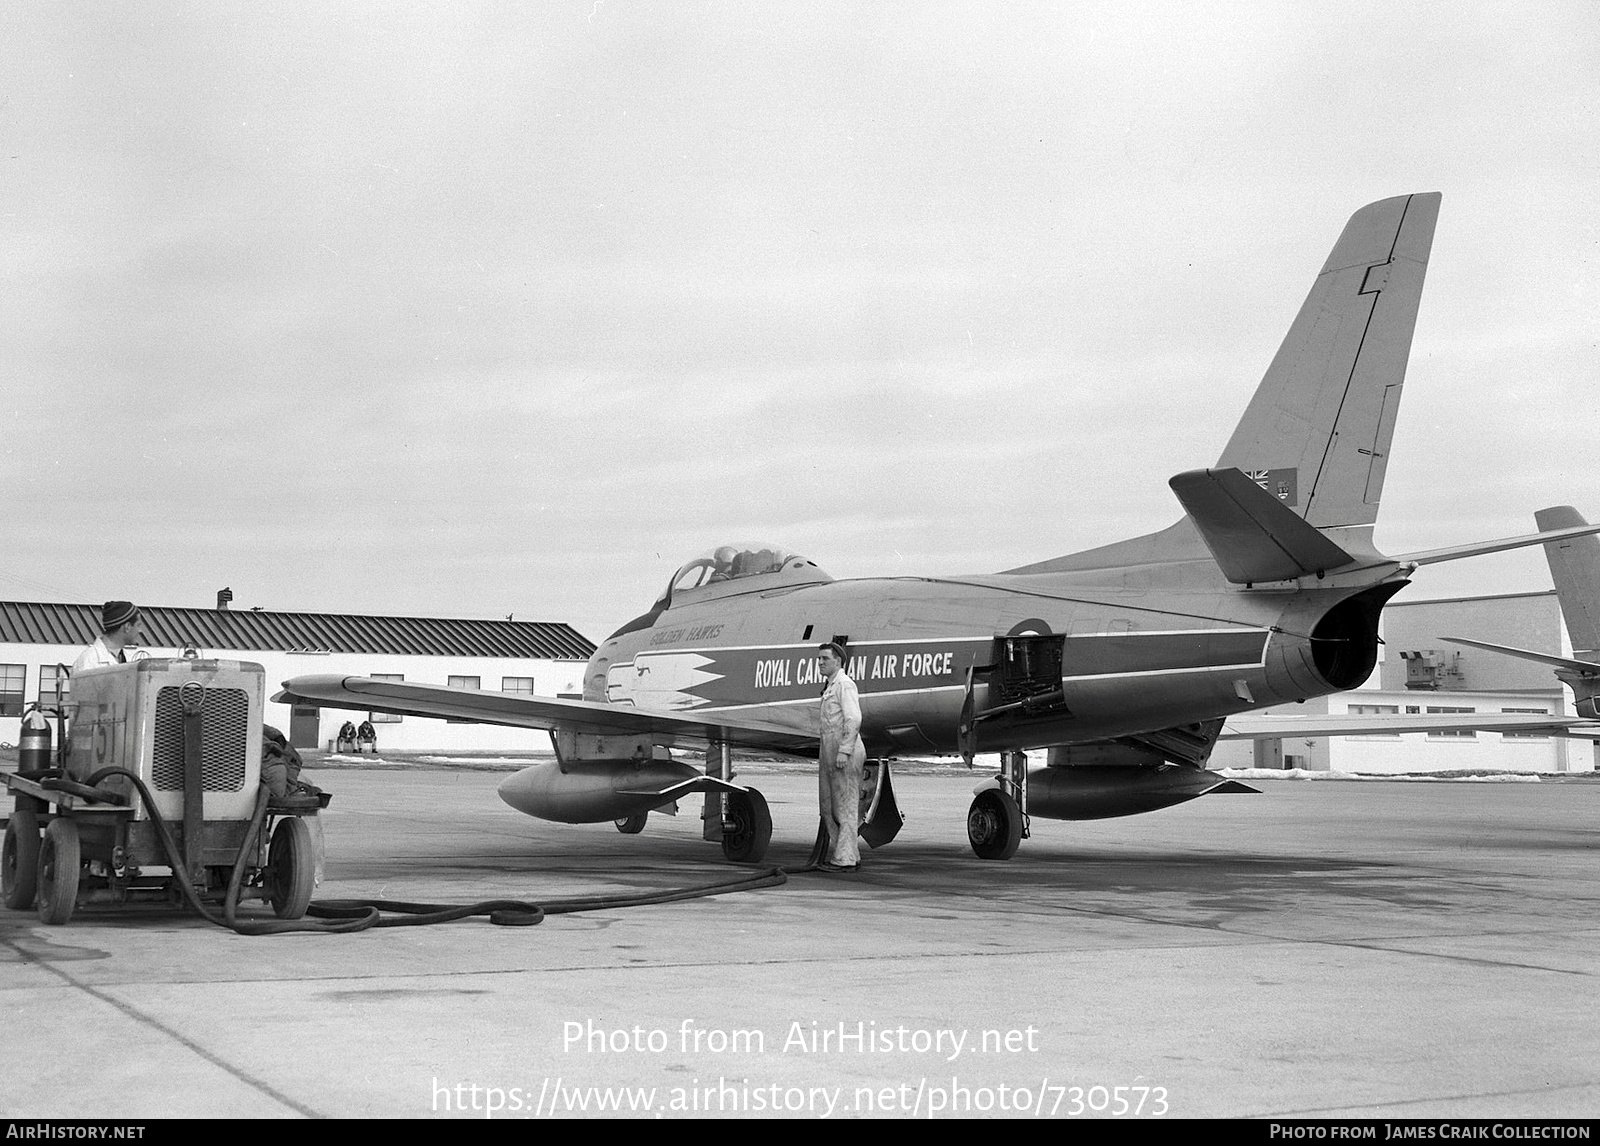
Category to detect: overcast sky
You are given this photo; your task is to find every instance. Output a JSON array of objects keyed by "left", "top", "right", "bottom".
[{"left": 3, "top": 2, "right": 1596, "bottom": 642}]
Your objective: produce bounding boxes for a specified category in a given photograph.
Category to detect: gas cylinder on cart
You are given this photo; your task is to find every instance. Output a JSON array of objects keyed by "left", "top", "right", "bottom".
[{"left": 18, "top": 707, "right": 51, "bottom": 772}]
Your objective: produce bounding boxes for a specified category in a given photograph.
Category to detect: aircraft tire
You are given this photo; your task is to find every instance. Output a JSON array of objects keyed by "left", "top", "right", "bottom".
[
  {"left": 614, "top": 812, "right": 648, "bottom": 834},
  {"left": 36, "top": 818, "right": 81, "bottom": 925},
  {"left": 721, "top": 789, "right": 772, "bottom": 864},
  {"left": 2, "top": 809, "right": 41, "bottom": 910},
  {"left": 267, "top": 816, "right": 316, "bottom": 920},
  {"left": 967, "top": 789, "right": 1022, "bottom": 861}
]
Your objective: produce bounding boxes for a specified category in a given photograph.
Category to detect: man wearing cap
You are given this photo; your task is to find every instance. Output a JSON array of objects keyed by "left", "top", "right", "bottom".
[
  {"left": 72, "top": 601, "right": 145, "bottom": 672},
  {"left": 816, "top": 641, "right": 865, "bottom": 872}
]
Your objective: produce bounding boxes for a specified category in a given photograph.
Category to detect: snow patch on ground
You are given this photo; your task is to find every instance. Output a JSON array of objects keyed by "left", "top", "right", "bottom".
[{"left": 1219, "top": 767, "right": 1543, "bottom": 783}]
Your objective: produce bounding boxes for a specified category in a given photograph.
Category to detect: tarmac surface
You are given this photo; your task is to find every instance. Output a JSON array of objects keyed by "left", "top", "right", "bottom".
[{"left": 2, "top": 760, "right": 1598, "bottom": 1120}]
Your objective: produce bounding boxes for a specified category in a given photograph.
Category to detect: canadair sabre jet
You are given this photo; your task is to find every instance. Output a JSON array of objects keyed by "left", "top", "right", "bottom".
[{"left": 278, "top": 193, "right": 1600, "bottom": 864}]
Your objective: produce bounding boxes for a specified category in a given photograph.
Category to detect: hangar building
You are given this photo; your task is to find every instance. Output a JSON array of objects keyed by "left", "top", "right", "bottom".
[
  {"left": 0, "top": 600, "right": 595, "bottom": 752},
  {"left": 1210, "top": 590, "right": 1593, "bottom": 774}
]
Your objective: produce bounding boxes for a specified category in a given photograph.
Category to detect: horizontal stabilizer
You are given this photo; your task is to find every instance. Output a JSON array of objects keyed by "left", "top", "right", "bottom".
[
  {"left": 1169, "top": 467, "right": 1353, "bottom": 583},
  {"left": 1439, "top": 636, "right": 1600, "bottom": 677}
]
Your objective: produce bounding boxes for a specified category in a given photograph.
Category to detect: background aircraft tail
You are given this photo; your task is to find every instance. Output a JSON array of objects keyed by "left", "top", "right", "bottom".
[
  {"left": 1440, "top": 506, "right": 1600, "bottom": 719},
  {"left": 1537, "top": 506, "right": 1600, "bottom": 658},
  {"left": 1214, "top": 192, "right": 1440, "bottom": 533}
]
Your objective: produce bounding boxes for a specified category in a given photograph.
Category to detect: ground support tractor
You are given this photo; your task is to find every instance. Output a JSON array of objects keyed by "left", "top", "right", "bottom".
[{"left": 1, "top": 658, "right": 326, "bottom": 925}]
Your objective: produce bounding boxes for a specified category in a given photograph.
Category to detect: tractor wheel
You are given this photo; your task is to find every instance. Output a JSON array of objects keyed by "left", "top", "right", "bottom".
[
  {"left": 267, "top": 817, "right": 316, "bottom": 920},
  {"left": 2, "top": 809, "right": 41, "bottom": 910},
  {"left": 37, "top": 818, "right": 81, "bottom": 925}
]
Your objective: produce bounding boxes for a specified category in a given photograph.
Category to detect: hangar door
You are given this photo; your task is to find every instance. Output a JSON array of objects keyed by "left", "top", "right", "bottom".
[{"left": 289, "top": 705, "right": 321, "bottom": 750}]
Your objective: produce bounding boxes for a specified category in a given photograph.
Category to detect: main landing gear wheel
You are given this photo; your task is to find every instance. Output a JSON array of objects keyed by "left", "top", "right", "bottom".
[
  {"left": 267, "top": 816, "right": 316, "bottom": 920},
  {"left": 967, "top": 789, "right": 1023, "bottom": 861},
  {"left": 37, "top": 817, "right": 81, "bottom": 925},
  {"left": 721, "top": 789, "right": 772, "bottom": 864},
  {"left": 3, "top": 809, "right": 41, "bottom": 910},
  {"left": 614, "top": 813, "right": 648, "bottom": 835}
]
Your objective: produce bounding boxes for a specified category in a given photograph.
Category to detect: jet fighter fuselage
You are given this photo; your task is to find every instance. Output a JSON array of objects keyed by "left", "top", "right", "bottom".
[{"left": 588, "top": 541, "right": 1405, "bottom": 765}]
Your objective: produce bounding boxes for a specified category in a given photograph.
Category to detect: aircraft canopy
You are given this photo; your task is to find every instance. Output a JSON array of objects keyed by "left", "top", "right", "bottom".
[{"left": 660, "top": 543, "right": 830, "bottom": 603}]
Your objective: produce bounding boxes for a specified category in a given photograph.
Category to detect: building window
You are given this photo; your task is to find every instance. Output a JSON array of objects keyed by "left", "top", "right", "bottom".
[
  {"left": 1348, "top": 703, "right": 1400, "bottom": 740},
  {"left": 38, "top": 665, "right": 72, "bottom": 716},
  {"left": 0, "top": 664, "right": 23, "bottom": 717},
  {"left": 368, "top": 673, "right": 404, "bottom": 724},
  {"left": 1501, "top": 707, "right": 1550, "bottom": 741},
  {"left": 446, "top": 675, "right": 481, "bottom": 723},
  {"left": 1426, "top": 705, "right": 1477, "bottom": 739},
  {"left": 501, "top": 676, "right": 535, "bottom": 694}
]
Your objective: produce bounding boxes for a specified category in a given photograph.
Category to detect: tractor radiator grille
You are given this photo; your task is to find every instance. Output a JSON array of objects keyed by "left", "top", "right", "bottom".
[{"left": 151, "top": 686, "right": 250, "bottom": 792}]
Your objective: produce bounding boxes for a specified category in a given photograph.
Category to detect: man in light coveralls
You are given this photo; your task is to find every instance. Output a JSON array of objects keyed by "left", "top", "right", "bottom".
[{"left": 816, "top": 641, "right": 865, "bottom": 872}]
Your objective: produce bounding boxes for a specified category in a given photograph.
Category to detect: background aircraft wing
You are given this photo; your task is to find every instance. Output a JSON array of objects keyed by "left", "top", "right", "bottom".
[
  {"left": 274, "top": 674, "right": 820, "bottom": 757},
  {"left": 1439, "top": 636, "right": 1600, "bottom": 676},
  {"left": 1221, "top": 712, "right": 1585, "bottom": 739}
]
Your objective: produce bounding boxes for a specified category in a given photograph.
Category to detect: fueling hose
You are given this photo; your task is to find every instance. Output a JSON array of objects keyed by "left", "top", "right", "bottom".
[{"left": 50, "top": 768, "right": 787, "bottom": 936}]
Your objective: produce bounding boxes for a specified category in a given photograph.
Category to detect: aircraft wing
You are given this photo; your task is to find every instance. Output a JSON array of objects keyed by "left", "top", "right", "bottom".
[
  {"left": 1384, "top": 522, "right": 1600, "bottom": 568},
  {"left": 1220, "top": 712, "right": 1585, "bottom": 739},
  {"left": 1438, "top": 636, "right": 1600, "bottom": 676},
  {"left": 274, "top": 674, "right": 820, "bottom": 757}
]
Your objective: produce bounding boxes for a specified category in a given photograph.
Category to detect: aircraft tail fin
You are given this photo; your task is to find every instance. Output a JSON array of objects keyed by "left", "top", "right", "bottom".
[
  {"left": 1535, "top": 506, "right": 1600, "bottom": 658},
  {"left": 1438, "top": 506, "right": 1600, "bottom": 720},
  {"left": 1004, "top": 193, "right": 1439, "bottom": 580},
  {"left": 1215, "top": 192, "right": 1440, "bottom": 532}
]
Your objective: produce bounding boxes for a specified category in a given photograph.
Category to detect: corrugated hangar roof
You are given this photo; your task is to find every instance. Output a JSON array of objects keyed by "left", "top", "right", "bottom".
[{"left": 0, "top": 602, "right": 595, "bottom": 660}]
